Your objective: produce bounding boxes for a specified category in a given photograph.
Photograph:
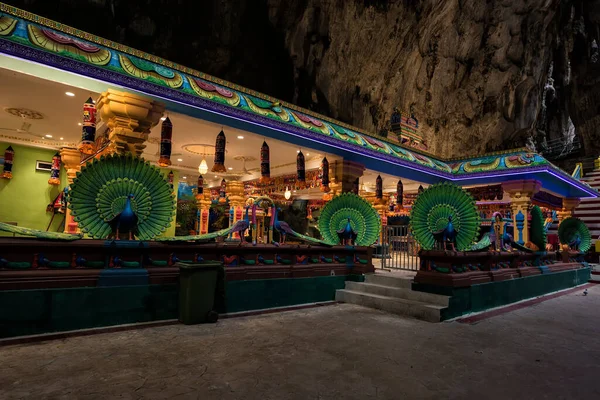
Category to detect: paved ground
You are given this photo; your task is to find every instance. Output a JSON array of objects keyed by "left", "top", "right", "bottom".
[{"left": 1, "top": 285, "right": 599, "bottom": 400}]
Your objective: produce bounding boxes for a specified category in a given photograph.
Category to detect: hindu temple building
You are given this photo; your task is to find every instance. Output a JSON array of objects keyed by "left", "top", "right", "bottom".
[{"left": 0, "top": 3, "right": 598, "bottom": 338}]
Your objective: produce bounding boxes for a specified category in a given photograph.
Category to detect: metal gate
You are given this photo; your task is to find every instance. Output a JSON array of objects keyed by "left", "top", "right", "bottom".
[{"left": 381, "top": 225, "right": 420, "bottom": 270}]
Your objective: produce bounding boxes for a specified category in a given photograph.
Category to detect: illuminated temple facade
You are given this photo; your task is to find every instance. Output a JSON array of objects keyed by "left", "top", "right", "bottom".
[{"left": 0, "top": 3, "right": 598, "bottom": 336}]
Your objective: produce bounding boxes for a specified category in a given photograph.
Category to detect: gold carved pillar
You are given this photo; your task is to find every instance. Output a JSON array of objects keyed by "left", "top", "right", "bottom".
[
  {"left": 502, "top": 180, "right": 541, "bottom": 245},
  {"left": 96, "top": 89, "right": 165, "bottom": 156},
  {"left": 227, "top": 180, "right": 246, "bottom": 239},
  {"left": 329, "top": 160, "right": 365, "bottom": 195},
  {"left": 195, "top": 191, "right": 212, "bottom": 235},
  {"left": 60, "top": 148, "right": 82, "bottom": 234},
  {"left": 557, "top": 198, "right": 581, "bottom": 225}
]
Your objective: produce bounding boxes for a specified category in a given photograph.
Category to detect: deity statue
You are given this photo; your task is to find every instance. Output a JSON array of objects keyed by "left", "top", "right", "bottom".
[{"left": 490, "top": 212, "right": 506, "bottom": 251}]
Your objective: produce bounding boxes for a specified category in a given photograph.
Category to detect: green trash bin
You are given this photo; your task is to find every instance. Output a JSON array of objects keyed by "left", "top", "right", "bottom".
[{"left": 177, "top": 262, "right": 223, "bottom": 324}]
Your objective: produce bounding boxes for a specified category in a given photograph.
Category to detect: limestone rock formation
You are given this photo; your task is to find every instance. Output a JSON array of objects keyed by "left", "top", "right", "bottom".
[{"left": 4, "top": 0, "right": 599, "bottom": 160}]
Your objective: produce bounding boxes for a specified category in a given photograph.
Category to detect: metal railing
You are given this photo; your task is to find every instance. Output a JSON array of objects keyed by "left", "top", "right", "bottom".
[{"left": 381, "top": 225, "right": 420, "bottom": 271}]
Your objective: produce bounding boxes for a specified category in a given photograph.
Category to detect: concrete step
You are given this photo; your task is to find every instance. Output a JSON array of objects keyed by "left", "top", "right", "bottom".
[
  {"left": 335, "top": 289, "right": 444, "bottom": 322},
  {"left": 345, "top": 281, "right": 450, "bottom": 307},
  {"left": 364, "top": 273, "right": 413, "bottom": 289}
]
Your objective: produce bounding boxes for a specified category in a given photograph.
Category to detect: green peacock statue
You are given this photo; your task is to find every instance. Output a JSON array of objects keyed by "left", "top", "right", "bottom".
[
  {"left": 558, "top": 217, "right": 592, "bottom": 252},
  {"left": 69, "top": 154, "right": 176, "bottom": 240},
  {"left": 318, "top": 193, "right": 380, "bottom": 246},
  {"left": 529, "top": 205, "right": 547, "bottom": 251},
  {"left": 410, "top": 183, "right": 480, "bottom": 251}
]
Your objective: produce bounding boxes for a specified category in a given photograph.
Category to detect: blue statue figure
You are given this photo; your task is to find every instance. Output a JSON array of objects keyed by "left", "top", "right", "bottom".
[
  {"left": 109, "top": 194, "right": 138, "bottom": 240},
  {"left": 433, "top": 215, "right": 457, "bottom": 251},
  {"left": 337, "top": 217, "right": 358, "bottom": 245}
]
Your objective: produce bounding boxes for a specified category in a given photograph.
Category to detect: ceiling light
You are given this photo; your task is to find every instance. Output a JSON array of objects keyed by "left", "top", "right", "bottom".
[
  {"left": 228, "top": 167, "right": 233, "bottom": 170},
  {"left": 183, "top": 176, "right": 187, "bottom": 179},
  {"left": 306, "top": 153, "right": 310, "bottom": 156},
  {"left": 297, "top": 150, "right": 300, "bottom": 153},
  {"left": 177, "top": 158, "right": 183, "bottom": 162},
  {"left": 237, "top": 135, "right": 244, "bottom": 139},
  {"left": 77, "top": 123, "right": 82, "bottom": 126},
  {"left": 160, "top": 117, "right": 166, "bottom": 121},
  {"left": 65, "top": 92, "right": 75, "bottom": 97},
  {"left": 198, "top": 158, "right": 208, "bottom": 175},
  {"left": 45, "top": 134, "right": 52, "bottom": 138},
  {"left": 214, "top": 175, "right": 217, "bottom": 178},
  {"left": 293, "top": 190, "right": 297, "bottom": 193},
  {"left": 284, "top": 186, "right": 291, "bottom": 200},
  {"left": 60, "top": 137, "right": 64, "bottom": 140}
]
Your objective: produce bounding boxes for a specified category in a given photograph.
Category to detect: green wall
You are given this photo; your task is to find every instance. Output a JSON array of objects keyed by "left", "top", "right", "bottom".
[
  {"left": 0, "top": 143, "right": 66, "bottom": 235},
  {"left": 0, "top": 275, "right": 349, "bottom": 339},
  {"left": 413, "top": 268, "right": 592, "bottom": 320}
]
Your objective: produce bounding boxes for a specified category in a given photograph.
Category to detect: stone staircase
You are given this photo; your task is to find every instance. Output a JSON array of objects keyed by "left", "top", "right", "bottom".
[
  {"left": 574, "top": 170, "right": 600, "bottom": 246},
  {"left": 335, "top": 274, "right": 449, "bottom": 322},
  {"left": 547, "top": 169, "right": 600, "bottom": 245}
]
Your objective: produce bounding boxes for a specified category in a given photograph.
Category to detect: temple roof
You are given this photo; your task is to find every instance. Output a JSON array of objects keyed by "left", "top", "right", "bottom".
[{"left": 0, "top": 3, "right": 597, "bottom": 199}]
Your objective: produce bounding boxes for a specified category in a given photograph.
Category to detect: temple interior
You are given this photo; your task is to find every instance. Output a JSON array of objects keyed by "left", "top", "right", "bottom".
[{"left": 0, "top": 62, "right": 587, "bottom": 245}]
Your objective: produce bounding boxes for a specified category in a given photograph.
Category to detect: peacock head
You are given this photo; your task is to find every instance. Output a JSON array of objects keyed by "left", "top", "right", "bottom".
[{"left": 127, "top": 194, "right": 135, "bottom": 200}]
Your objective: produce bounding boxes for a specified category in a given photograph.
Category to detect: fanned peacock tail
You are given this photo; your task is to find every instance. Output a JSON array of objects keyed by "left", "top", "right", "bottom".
[
  {"left": 318, "top": 193, "right": 380, "bottom": 246},
  {"left": 409, "top": 182, "right": 480, "bottom": 251},
  {"left": 469, "top": 232, "right": 491, "bottom": 251},
  {"left": 558, "top": 217, "right": 592, "bottom": 252},
  {"left": 0, "top": 222, "right": 83, "bottom": 241},
  {"left": 529, "top": 205, "right": 547, "bottom": 251},
  {"left": 69, "top": 154, "right": 176, "bottom": 240}
]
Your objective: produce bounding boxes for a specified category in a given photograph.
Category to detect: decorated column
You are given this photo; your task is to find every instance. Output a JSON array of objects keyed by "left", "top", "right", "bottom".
[
  {"left": 557, "top": 198, "right": 581, "bottom": 225},
  {"left": 195, "top": 175, "right": 211, "bottom": 235},
  {"left": 60, "top": 148, "right": 83, "bottom": 234},
  {"left": 96, "top": 89, "right": 165, "bottom": 156},
  {"left": 502, "top": 180, "right": 541, "bottom": 245},
  {"left": 226, "top": 180, "right": 246, "bottom": 240}
]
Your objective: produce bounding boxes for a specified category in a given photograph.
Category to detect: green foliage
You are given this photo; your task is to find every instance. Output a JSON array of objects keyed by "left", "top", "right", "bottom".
[
  {"left": 175, "top": 200, "right": 196, "bottom": 236},
  {"left": 209, "top": 203, "right": 229, "bottom": 232},
  {"left": 278, "top": 201, "right": 308, "bottom": 236}
]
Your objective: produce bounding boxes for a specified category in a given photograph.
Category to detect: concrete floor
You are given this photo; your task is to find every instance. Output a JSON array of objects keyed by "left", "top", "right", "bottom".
[{"left": 1, "top": 286, "right": 599, "bottom": 399}]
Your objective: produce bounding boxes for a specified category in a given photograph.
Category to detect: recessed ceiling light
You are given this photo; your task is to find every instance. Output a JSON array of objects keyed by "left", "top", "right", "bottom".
[
  {"left": 40, "top": 137, "right": 45, "bottom": 140},
  {"left": 65, "top": 92, "right": 75, "bottom": 97},
  {"left": 160, "top": 117, "right": 166, "bottom": 121},
  {"left": 228, "top": 167, "right": 233, "bottom": 170},
  {"left": 183, "top": 176, "right": 187, "bottom": 179},
  {"left": 60, "top": 137, "right": 64, "bottom": 140},
  {"left": 45, "top": 134, "right": 53, "bottom": 138},
  {"left": 307, "top": 153, "right": 310, "bottom": 156},
  {"left": 78, "top": 123, "right": 82, "bottom": 126},
  {"left": 297, "top": 150, "right": 300, "bottom": 153},
  {"left": 177, "top": 158, "right": 183, "bottom": 162},
  {"left": 237, "top": 135, "right": 244, "bottom": 139},
  {"left": 293, "top": 190, "right": 297, "bottom": 193},
  {"left": 214, "top": 175, "right": 217, "bottom": 178}
]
